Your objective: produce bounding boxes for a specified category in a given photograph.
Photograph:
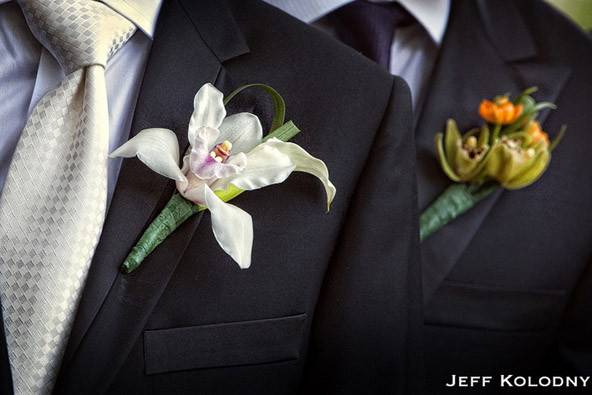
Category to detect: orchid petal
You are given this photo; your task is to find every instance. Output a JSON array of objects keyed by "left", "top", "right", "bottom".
[
  {"left": 260, "top": 138, "right": 336, "bottom": 210},
  {"left": 218, "top": 113, "right": 263, "bottom": 154},
  {"left": 188, "top": 83, "right": 226, "bottom": 143},
  {"left": 109, "top": 128, "right": 185, "bottom": 182},
  {"left": 204, "top": 185, "right": 253, "bottom": 269},
  {"left": 213, "top": 143, "right": 295, "bottom": 192}
]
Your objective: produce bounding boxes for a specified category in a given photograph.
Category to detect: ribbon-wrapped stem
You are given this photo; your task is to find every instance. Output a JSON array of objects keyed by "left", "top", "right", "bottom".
[
  {"left": 419, "top": 182, "right": 498, "bottom": 241},
  {"left": 121, "top": 193, "right": 201, "bottom": 273}
]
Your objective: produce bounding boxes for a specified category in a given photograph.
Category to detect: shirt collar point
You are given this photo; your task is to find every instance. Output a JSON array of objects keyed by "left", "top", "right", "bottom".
[{"left": 101, "top": 0, "right": 162, "bottom": 40}]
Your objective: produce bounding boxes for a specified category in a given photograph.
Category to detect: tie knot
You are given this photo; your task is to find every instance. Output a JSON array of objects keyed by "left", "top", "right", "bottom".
[
  {"left": 330, "top": 1, "right": 415, "bottom": 68},
  {"left": 346, "top": 1, "right": 414, "bottom": 26},
  {"left": 18, "top": 0, "right": 136, "bottom": 74}
]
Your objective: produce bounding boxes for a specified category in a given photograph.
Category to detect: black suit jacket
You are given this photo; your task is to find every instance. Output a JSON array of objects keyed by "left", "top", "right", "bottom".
[
  {"left": 418, "top": 0, "right": 592, "bottom": 392},
  {"left": 0, "top": 0, "right": 421, "bottom": 394}
]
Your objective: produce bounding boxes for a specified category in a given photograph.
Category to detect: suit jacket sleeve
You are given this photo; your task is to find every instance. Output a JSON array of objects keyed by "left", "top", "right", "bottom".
[{"left": 301, "top": 76, "right": 423, "bottom": 394}]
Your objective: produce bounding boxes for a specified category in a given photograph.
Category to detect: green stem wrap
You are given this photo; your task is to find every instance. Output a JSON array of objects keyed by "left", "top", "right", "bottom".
[
  {"left": 121, "top": 193, "right": 201, "bottom": 273},
  {"left": 419, "top": 183, "right": 499, "bottom": 242},
  {"left": 120, "top": 84, "right": 299, "bottom": 274}
]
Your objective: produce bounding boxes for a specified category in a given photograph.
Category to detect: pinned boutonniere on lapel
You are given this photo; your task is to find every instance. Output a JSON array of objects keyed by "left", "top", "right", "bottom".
[
  {"left": 111, "top": 83, "right": 336, "bottom": 272},
  {"left": 420, "top": 87, "right": 565, "bottom": 240}
]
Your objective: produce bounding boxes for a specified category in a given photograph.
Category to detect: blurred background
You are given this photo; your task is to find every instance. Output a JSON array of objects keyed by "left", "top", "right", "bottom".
[{"left": 547, "top": 0, "right": 592, "bottom": 30}]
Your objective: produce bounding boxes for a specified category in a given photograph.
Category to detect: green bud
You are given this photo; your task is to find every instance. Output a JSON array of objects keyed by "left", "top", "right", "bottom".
[
  {"left": 485, "top": 138, "right": 550, "bottom": 189},
  {"left": 436, "top": 120, "right": 490, "bottom": 182}
]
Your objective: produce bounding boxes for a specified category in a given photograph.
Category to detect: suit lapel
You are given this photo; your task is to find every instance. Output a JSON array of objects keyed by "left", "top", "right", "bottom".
[
  {"left": 56, "top": 0, "right": 249, "bottom": 392},
  {"left": 419, "top": 0, "right": 571, "bottom": 304}
]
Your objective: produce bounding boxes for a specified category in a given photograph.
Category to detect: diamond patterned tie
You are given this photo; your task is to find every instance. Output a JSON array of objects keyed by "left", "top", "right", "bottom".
[
  {"left": 0, "top": 1, "right": 136, "bottom": 393},
  {"left": 330, "top": 1, "right": 415, "bottom": 69}
]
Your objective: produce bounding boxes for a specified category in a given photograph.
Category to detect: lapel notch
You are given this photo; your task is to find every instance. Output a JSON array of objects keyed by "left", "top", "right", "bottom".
[
  {"left": 476, "top": 0, "right": 537, "bottom": 63},
  {"left": 178, "top": 0, "right": 250, "bottom": 63}
]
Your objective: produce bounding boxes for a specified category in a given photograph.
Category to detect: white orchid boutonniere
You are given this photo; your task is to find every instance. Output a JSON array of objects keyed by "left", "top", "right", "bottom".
[
  {"left": 111, "top": 83, "right": 336, "bottom": 272},
  {"left": 420, "top": 87, "right": 565, "bottom": 240}
]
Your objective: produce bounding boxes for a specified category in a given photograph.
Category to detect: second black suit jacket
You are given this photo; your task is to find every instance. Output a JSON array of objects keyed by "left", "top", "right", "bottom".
[
  {"left": 417, "top": 0, "right": 592, "bottom": 392},
  {"left": 0, "top": 0, "right": 422, "bottom": 394}
]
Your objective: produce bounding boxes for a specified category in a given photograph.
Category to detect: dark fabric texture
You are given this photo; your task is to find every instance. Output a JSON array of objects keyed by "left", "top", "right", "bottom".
[
  {"left": 0, "top": 0, "right": 421, "bottom": 394},
  {"left": 329, "top": 1, "right": 414, "bottom": 69},
  {"left": 414, "top": 0, "right": 592, "bottom": 393}
]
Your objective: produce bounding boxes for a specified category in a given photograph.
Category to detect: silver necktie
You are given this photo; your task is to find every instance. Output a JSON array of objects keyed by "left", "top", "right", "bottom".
[{"left": 0, "top": 1, "right": 136, "bottom": 393}]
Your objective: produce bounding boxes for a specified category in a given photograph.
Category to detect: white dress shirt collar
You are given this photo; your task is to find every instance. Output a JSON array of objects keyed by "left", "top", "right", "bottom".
[
  {"left": 101, "top": 0, "right": 162, "bottom": 38},
  {"left": 264, "top": 0, "right": 450, "bottom": 45},
  {"left": 0, "top": 0, "right": 162, "bottom": 38}
]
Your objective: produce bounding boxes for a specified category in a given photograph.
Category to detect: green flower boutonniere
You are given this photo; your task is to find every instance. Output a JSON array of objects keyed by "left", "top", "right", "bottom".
[{"left": 420, "top": 87, "right": 565, "bottom": 240}]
